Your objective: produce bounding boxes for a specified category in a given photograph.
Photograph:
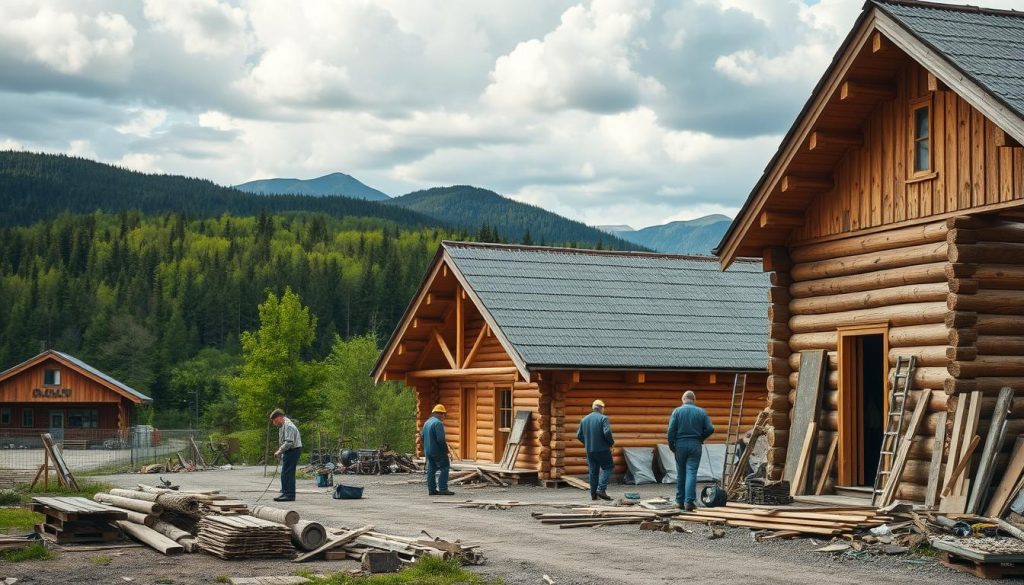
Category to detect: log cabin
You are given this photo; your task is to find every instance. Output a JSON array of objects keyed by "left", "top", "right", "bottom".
[
  {"left": 372, "top": 242, "right": 769, "bottom": 480},
  {"left": 717, "top": 0, "right": 1024, "bottom": 507},
  {"left": 0, "top": 350, "right": 151, "bottom": 442}
]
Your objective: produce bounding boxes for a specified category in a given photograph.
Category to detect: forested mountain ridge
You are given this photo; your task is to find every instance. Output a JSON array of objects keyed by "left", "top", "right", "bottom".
[
  {"left": 389, "top": 185, "right": 645, "bottom": 250},
  {"left": 0, "top": 151, "right": 431, "bottom": 228},
  {"left": 599, "top": 214, "right": 732, "bottom": 254},
  {"left": 235, "top": 172, "right": 391, "bottom": 201}
]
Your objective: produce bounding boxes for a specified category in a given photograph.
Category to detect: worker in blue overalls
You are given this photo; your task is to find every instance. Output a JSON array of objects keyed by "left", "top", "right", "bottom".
[
  {"left": 422, "top": 404, "right": 455, "bottom": 496},
  {"left": 577, "top": 399, "right": 615, "bottom": 501},
  {"left": 667, "top": 390, "right": 715, "bottom": 511}
]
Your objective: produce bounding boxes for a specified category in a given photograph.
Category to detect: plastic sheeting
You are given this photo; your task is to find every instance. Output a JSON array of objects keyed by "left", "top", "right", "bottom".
[
  {"left": 656, "top": 444, "right": 677, "bottom": 484},
  {"left": 622, "top": 447, "right": 658, "bottom": 485},
  {"left": 652, "top": 443, "right": 727, "bottom": 484}
]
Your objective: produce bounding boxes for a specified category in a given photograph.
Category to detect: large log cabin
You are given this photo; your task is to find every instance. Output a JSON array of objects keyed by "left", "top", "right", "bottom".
[
  {"left": 0, "top": 350, "right": 151, "bottom": 441},
  {"left": 717, "top": 0, "right": 1024, "bottom": 506},
  {"left": 372, "top": 242, "right": 769, "bottom": 480}
]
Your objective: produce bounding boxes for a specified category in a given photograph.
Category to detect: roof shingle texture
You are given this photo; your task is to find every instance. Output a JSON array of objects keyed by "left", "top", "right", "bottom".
[
  {"left": 878, "top": 1, "right": 1024, "bottom": 118},
  {"left": 444, "top": 243, "right": 768, "bottom": 371}
]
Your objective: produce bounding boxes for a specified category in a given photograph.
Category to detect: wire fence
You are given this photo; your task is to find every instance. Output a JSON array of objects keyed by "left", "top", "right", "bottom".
[{"left": 0, "top": 427, "right": 213, "bottom": 484}]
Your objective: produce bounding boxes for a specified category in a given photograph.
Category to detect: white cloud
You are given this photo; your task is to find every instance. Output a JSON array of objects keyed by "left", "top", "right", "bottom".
[
  {"left": 144, "top": 0, "right": 249, "bottom": 56},
  {"left": 67, "top": 139, "right": 97, "bottom": 159},
  {"left": 115, "top": 152, "right": 161, "bottom": 173},
  {"left": 0, "top": 3, "right": 134, "bottom": 75},
  {"left": 116, "top": 108, "right": 168, "bottom": 137}
]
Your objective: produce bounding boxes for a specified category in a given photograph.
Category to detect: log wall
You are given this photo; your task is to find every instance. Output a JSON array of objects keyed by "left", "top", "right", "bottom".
[{"left": 558, "top": 371, "right": 767, "bottom": 476}]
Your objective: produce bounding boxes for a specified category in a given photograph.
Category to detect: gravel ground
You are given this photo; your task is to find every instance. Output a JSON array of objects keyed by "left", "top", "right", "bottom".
[{"left": 1, "top": 466, "right": 1015, "bottom": 584}]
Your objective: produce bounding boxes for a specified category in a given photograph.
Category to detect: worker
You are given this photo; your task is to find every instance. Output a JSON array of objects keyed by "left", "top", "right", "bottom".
[
  {"left": 422, "top": 404, "right": 454, "bottom": 496},
  {"left": 270, "top": 408, "right": 303, "bottom": 502},
  {"left": 667, "top": 391, "right": 714, "bottom": 511},
  {"left": 576, "top": 399, "right": 614, "bottom": 501}
]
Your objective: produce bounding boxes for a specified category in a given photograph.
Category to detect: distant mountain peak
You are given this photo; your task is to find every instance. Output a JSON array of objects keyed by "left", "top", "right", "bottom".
[
  {"left": 595, "top": 224, "right": 635, "bottom": 234},
  {"left": 235, "top": 172, "right": 390, "bottom": 201},
  {"left": 613, "top": 213, "right": 733, "bottom": 255}
]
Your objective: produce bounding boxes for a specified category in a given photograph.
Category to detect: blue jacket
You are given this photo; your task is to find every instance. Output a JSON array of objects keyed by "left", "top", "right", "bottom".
[
  {"left": 421, "top": 416, "right": 448, "bottom": 458},
  {"left": 667, "top": 403, "right": 714, "bottom": 446},
  {"left": 576, "top": 411, "right": 614, "bottom": 453}
]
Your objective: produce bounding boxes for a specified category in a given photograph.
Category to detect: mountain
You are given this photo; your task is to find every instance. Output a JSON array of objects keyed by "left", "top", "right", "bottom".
[
  {"left": 609, "top": 214, "right": 732, "bottom": 255},
  {"left": 0, "top": 151, "right": 432, "bottom": 228},
  {"left": 389, "top": 185, "right": 645, "bottom": 251},
  {"left": 235, "top": 172, "right": 390, "bottom": 201},
  {"left": 595, "top": 224, "right": 635, "bottom": 235}
]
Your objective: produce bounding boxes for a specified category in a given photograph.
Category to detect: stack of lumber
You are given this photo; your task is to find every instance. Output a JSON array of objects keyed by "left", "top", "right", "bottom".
[
  {"left": 31, "top": 497, "right": 126, "bottom": 544},
  {"left": 294, "top": 525, "right": 483, "bottom": 565},
  {"left": 201, "top": 500, "right": 248, "bottom": 516},
  {"left": 197, "top": 515, "right": 293, "bottom": 559},
  {"left": 675, "top": 503, "right": 891, "bottom": 536},
  {"left": 531, "top": 506, "right": 679, "bottom": 529},
  {"left": 745, "top": 479, "right": 793, "bottom": 506},
  {"left": 449, "top": 467, "right": 509, "bottom": 488}
]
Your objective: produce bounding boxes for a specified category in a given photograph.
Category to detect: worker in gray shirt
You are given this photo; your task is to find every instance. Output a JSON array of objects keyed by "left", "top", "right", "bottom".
[
  {"left": 270, "top": 408, "right": 303, "bottom": 502},
  {"left": 667, "top": 391, "right": 714, "bottom": 511}
]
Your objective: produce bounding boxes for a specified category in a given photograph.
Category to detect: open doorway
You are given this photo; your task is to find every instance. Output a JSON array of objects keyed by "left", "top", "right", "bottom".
[{"left": 838, "top": 327, "right": 889, "bottom": 487}]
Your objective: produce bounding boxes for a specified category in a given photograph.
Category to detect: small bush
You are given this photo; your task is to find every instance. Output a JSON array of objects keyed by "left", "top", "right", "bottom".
[
  {"left": 0, "top": 543, "right": 56, "bottom": 563},
  {"left": 0, "top": 489, "right": 20, "bottom": 506},
  {"left": 219, "top": 429, "right": 270, "bottom": 465}
]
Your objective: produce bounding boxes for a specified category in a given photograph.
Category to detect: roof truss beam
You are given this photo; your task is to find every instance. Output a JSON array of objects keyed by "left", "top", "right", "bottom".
[{"left": 839, "top": 80, "right": 896, "bottom": 102}]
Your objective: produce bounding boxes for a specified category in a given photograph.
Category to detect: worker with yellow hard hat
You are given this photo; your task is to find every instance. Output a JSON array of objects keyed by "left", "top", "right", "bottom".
[
  {"left": 576, "top": 399, "right": 615, "bottom": 501},
  {"left": 421, "top": 404, "right": 454, "bottom": 496}
]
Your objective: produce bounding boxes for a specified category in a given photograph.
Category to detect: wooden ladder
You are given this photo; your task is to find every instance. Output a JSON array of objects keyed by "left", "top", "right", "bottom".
[
  {"left": 722, "top": 373, "right": 749, "bottom": 484},
  {"left": 871, "top": 355, "right": 917, "bottom": 506}
]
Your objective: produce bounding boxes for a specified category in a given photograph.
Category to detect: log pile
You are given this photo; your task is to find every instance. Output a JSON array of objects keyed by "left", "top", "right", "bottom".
[
  {"left": 197, "top": 515, "right": 293, "bottom": 559},
  {"left": 31, "top": 496, "right": 126, "bottom": 544},
  {"left": 92, "top": 488, "right": 202, "bottom": 553}
]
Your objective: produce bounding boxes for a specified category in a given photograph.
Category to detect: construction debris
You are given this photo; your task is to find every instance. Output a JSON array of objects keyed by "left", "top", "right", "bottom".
[
  {"left": 293, "top": 525, "right": 483, "bottom": 565},
  {"left": 30, "top": 497, "right": 126, "bottom": 544},
  {"left": 449, "top": 467, "right": 510, "bottom": 488}
]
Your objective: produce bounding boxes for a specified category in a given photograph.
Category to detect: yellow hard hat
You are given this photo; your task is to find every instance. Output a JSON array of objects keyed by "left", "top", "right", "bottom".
[
  {"left": 592, "top": 399, "right": 605, "bottom": 408},
  {"left": 432, "top": 404, "right": 447, "bottom": 413}
]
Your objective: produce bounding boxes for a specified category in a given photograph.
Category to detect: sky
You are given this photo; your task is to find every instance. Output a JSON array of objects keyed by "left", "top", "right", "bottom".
[{"left": 1, "top": 0, "right": 1021, "bottom": 230}]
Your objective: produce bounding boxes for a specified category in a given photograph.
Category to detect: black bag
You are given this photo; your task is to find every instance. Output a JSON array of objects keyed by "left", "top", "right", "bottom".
[{"left": 332, "top": 484, "right": 364, "bottom": 499}]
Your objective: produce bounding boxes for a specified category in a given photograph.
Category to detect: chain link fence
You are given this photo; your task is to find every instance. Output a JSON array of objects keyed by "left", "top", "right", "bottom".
[{"left": 0, "top": 427, "right": 212, "bottom": 485}]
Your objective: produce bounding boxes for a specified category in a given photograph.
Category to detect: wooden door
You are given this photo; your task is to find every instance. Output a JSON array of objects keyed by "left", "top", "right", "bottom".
[
  {"left": 837, "top": 325, "right": 889, "bottom": 486},
  {"left": 461, "top": 385, "right": 478, "bottom": 460}
]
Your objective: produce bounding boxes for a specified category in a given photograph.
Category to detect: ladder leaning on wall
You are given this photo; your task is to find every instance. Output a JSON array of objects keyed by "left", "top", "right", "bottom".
[{"left": 722, "top": 373, "right": 749, "bottom": 485}]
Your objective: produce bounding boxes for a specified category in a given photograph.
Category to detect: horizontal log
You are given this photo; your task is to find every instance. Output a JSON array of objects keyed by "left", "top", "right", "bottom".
[
  {"left": 789, "top": 302, "right": 947, "bottom": 333},
  {"left": 977, "top": 314, "right": 1024, "bottom": 335},
  {"left": 790, "top": 221, "right": 948, "bottom": 263},
  {"left": 408, "top": 367, "right": 520, "bottom": 379},
  {"left": 949, "top": 356, "right": 1024, "bottom": 377},
  {"left": 950, "top": 290, "right": 1024, "bottom": 314},
  {"left": 787, "top": 323, "right": 951, "bottom": 353},
  {"left": 976, "top": 336, "right": 1024, "bottom": 355},
  {"left": 949, "top": 241, "right": 1024, "bottom": 265},
  {"left": 791, "top": 241, "right": 947, "bottom": 281},
  {"left": 788, "top": 366, "right": 950, "bottom": 391},
  {"left": 968, "top": 264, "right": 1024, "bottom": 290},
  {"left": 791, "top": 262, "right": 947, "bottom": 299},
  {"left": 791, "top": 282, "right": 949, "bottom": 315}
]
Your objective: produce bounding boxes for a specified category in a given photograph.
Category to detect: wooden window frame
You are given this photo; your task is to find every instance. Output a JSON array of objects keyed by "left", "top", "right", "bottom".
[
  {"left": 460, "top": 385, "right": 477, "bottom": 461},
  {"left": 43, "top": 368, "right": 61, "bottom": 387},
  {"left": 909, "top": 96, "right": 933, "bottom": 177},
  {"left": 494, "top": 386, "right": 513, "bottom": 464},
  {"left": 22, "top": 408, "right": 33, "bottom": 428},
  {"left": 836, "top": 324, "right": 889, "bottom": 487}
]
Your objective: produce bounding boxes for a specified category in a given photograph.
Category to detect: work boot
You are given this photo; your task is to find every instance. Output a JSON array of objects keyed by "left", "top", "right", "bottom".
[
  {"left": 591, "top": 494, "right": 598, "bottom": 501},
  {"left": 274, "top": 495, "right": 295, "bottom": 502},
  {"left": 435, "top": 490, "right": 455, "bottom": 496},
  {"left": 596, "top": 491, "right": 612, "bottom": 501},
  {"left": 684, "top": 502, "right": 696, "bottom": 512}
]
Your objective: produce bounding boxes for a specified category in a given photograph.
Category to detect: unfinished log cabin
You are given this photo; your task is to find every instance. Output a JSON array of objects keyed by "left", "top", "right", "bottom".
[
  {"left": 717, "top": 0, "right": 1024, "bottom": 508},
  {"left": 372, "top": 242, "right": 769, "bottom": 481}
]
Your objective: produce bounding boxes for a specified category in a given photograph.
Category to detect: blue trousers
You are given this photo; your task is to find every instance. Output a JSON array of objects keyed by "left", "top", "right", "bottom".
[
  {"left": 674, "top": 439, "right": 702, "bottom": 505},
  {"left": 586, "top": 449, "right": 613, "bottom": 497},
  {"left": 280, "top": 448, "right": 301, "bottom": 498},
  {"left": 426, "top": 454, "right": 450, "bottom": 494}
]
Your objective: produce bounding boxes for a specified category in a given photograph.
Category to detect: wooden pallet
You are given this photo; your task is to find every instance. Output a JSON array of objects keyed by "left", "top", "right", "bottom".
[
  {"left": 941, "top": 552, "right": 1024, "bottom": 579},
  {"left": 36, "top": 522, "right": 119, "bottom": 544},
  {"left": 31, "top": 496, "right": 126, "bottom": 544}
]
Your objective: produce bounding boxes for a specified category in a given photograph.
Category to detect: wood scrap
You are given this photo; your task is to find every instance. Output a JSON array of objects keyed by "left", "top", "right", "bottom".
[
  {"left": 968, "top": 387, "right": 1015, "bottom": 514},
  {"left": 943, "top": 435, "right": 981, "bottom": 497},
  {"left": 791, "top": 421, "right": 817, "bottom": 496},
  {"left": 879, "top": 388, "right": 933, "bottom": 506},
  {"left": 986, "top": 436, "right": 1024, "bottom": 518},
  {"left": 293, "top": 525, "right": 374, "bottom": 562},
  {"left": 562, "top": 476, "right": 590, "bottom": 491},
  {"left": 815, "top": 436, "right": 838, "bottom": 496}
]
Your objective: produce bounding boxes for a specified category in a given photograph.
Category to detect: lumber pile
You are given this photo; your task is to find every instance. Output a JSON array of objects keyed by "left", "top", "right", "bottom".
[
  {"left": 294, "top": 525, "right": 483, "bottom": 565},
  {"left": 197, "top": 515, "right": 293, "bottom": 559},
  {"left": 31, "top": 497, "right": 126, "bottom": 544},
  {"left": 675, "top": 503, "right": 890, "bottom": 536},
  {"left": 532, "top": 506, "right": 679, "bottom": 529},
  {"left": 449, "top": 467, "right": 509, "bottom": 488}
]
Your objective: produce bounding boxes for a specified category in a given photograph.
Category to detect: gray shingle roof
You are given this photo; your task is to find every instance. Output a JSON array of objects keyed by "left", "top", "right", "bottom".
[
  {"left": 444, "top": 243, "right": 768, "bottom": 371},
  {"left": 52, "top": 351, "right": 152, "bottom": 403},
  {"left": 876, "top": 1, "right": 1024, "bottom": 119}
]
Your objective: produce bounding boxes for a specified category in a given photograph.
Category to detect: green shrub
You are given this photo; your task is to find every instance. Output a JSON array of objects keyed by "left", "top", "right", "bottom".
[
  {"left": 0, "top": 543, "right": 56, "bottom": 562},
  {"left": 0, "top": 489, "right": 20, "bottom": 506},
  {"left": 215, "top": 429, "right": 272, "bottom": 465}
]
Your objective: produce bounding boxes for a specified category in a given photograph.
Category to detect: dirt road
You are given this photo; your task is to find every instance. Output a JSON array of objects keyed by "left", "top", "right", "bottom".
[{"left": 4, "top": 466, "right": 988, "bottom": 584}]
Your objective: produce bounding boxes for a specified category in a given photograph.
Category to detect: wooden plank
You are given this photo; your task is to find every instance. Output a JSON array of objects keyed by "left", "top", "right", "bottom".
[
  {"left": 985, "top": 436, "right": 1024, "bottom": 518},
  {"left": 880, "top": 388, "right": 933, "bottom": 505},
  {"left": 925, "top": 410, "right": 949, "bottom": 508},
  {"left": 943, "top": 435, "right": 981, "bottom": 497},
  {"left": 433, "top": 329, "right": 457, "bottom": 370},
  {"left": 791, "top": 422, "right": 817, "bottom": 497},
  {"left": 968, "top": 387, "right": 1016, "bottom": 513},
  {"left": 942, "top": 395, "right": 967, "bottom": 493},
  {"left": 785, "top": 350, "right": 828, "bottom": 484},
  {"left": 815, "top": 436, "right": 839, "bottom": 496},
  {"left": 955, "top": 392, "right": 982, "bottom": 496}
]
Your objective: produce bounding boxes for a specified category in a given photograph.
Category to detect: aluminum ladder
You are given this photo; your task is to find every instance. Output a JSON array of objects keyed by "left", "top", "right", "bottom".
[
  {"left": 870, "top": 355, "right": 917, "bottom": 506},
  {"left": 722, "top": 373, "right": 749, "bottom": 485}
]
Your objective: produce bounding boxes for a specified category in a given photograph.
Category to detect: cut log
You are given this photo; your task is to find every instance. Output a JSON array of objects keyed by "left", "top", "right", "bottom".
[
  {"left": 251, "top": 505, "right": 300, "bottom": 527},
  {"left": 291, "top": 520, "right": 328, "bottom": 551},
  {"left": 94, "top": 494, "right": 163, "bottom": 515},
  {"left": 116, "top": 521, "right": 183, "bottom": 555},
  {"left": 150, "top": 520, "right": 191, "bottom": 543},
  {"left": 789, "top": 302, "right": 947, "bottom": 333},
  {"left": 791, "top": 282, "right": 948, "bottom": 315}
]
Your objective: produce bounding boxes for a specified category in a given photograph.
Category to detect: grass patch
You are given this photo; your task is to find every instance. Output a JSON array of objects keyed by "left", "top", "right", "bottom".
[
  {"left": 308, "top": 556, "right": 497, "bottom": 584},
  {"left": 0, "top": 508, "right": 43, "bottom": 532},
  {"left": 18, "top": 481, "right": 113, "bottom": 504},
  {"left": 214, "top": 576, "right": 231, "bottom": 584},
  {"left": 0, "top": 543, "right": 56, "bottom": 563},
  {"left": 155, "top": 577, "right": 174, "bottom": 584},
  {"left": 0, "top": 489, "right": 20, "bottom": 506},
  {"left": 91, "top": 554, "right": 112, "bottom": 566}
]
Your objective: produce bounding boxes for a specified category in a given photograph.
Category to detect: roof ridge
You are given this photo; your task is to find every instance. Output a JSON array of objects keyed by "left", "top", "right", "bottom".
[
  {"left": 873, "top": 0, "right": 1024, "bottom": 18},
  {"left": 441, "top": 240, "right": 761, "bottom": 264}
]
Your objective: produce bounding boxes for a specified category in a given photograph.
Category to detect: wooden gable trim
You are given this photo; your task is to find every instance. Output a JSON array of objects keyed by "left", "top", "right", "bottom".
[
  {"left": 441, "top": 249, "right": 531, "bottom": 381},
  {"left": 0, "top": 352, "right": 147, "bottom": 404},
  {"left": 719, "top": 6, "right": 1024, "bottom": 267}
]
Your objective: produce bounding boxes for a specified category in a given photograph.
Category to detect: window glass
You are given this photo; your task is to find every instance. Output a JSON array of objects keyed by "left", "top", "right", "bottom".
[
  {"left": 913, "top": 106, "right": 930, "bottom": 173},
  {"left": 498, "top": 388, "right": 513, "bottom": 430},
  {"left": 68, "top": 409, "right": 98, "bottom": 429},
  {"left": 44, "top": 368, "right": 61, "bottom": 386},
  {"left": 22, "top": 408, "right": 33, "bottom": 427},
  {"left": 0, "top": 408, "right": 10, "bottom": 425}
]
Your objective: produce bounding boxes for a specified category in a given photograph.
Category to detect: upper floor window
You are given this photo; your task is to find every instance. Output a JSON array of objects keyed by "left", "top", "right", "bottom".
[
  {"left": 911, "top": 99, "right": 931, "bottom": 174},
  {"left": 44, "top": 368, "right": 61, "bottom": 386}
]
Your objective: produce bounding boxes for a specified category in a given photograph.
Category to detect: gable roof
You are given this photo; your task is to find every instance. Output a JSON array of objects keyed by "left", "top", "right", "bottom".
[
  {"left": 716, "top": 0, "right": 1024, "bottom": 266},
  {"left": 375, "top": 242, "right": 769, "bottom": 377},
  {"left": 0, "top": 350, "right": 152, "bottom": 404}
]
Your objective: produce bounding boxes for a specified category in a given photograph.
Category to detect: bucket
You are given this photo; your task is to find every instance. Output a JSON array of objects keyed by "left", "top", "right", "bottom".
[
  {"left": 316, "top": 473, "right": 332, "bottom": 488},
  {"left": 332, "top": 484, "right": 364, "bottom": 500}
]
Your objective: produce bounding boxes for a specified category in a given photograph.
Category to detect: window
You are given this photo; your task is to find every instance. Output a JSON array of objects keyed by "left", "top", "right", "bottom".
[
  {"left": 68, "top": 409, "right": 98, "bottom": 429},
  {"left": 44, "top": 368, "right": 61, "bottom": 386},
  {"left": 0, "top": 408, "right": 10, "bottom": 426},
  {"left": 22, "top": 408, "right": 33, "bottom": 428},
  {"left": 498, "top": 388, "right": 513, "bottom": 431},
  {"left": 911, "top": 100, "right": 931, "bottom": 174}
]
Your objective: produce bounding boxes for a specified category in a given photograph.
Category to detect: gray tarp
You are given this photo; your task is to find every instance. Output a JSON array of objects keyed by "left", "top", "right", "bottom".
[
  {"left": 656, "top": 444, "right": 677, "bottom": 484},
  {"left": 623, "top": 447, "right": 658, "bottom": 485},
  {"left": 653, "top": 443, "right": 727, "bottom": 483}
]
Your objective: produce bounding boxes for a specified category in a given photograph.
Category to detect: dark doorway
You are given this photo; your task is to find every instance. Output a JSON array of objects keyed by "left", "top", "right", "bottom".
[{"left": 860, "top": 335, "right": 885, "bottom": 486}]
